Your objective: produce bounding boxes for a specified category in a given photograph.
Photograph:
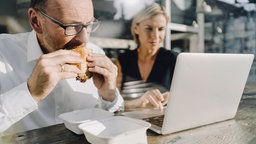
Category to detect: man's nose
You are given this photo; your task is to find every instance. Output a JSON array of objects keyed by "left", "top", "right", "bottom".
[{"left": 74, "top": 28, "right": 90, "bottom": 43}]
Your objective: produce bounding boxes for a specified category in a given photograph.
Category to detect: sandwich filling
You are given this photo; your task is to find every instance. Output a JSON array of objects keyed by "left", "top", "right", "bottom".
[{"left": 71, "top": 44, "right": 92, "bottom": 82}]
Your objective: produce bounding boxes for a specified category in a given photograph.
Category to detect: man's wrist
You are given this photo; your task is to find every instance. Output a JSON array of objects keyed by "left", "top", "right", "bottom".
[
  {"left": 98, "top": 88, "right": 124, "bottom": 112},
  {"left": 99, "top": 89, "right": 116, "bottom": 102}
]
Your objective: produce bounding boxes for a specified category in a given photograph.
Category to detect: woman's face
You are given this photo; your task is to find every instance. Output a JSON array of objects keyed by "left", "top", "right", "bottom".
[{"left": 135, "top": 14, "right": 167, "bottom": 53}]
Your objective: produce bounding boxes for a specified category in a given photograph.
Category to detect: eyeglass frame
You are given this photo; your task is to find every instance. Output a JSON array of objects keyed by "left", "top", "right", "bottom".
[{"left": 34, "top": 8, "right": 100, "bottom": 36}]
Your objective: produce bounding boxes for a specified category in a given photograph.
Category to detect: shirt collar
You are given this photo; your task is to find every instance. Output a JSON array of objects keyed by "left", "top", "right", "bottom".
[{"left": 27, "top": 30, "right": 43, "bottom": 62}]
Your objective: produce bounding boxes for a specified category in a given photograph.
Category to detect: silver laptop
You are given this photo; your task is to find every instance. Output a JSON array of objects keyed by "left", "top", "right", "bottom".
[{"left": 122, "top": 53, "right": 254, "bottom": 134}]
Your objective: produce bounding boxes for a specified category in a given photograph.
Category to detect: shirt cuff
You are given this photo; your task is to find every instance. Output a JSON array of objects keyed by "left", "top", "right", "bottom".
[{"left": 99, "top": 88, "right": 124, "bottom": 112}]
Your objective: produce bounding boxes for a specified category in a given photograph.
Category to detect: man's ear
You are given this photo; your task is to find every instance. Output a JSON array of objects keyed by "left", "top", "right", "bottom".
[{"left": 28, "top": 8, "right": 43, "bottom": 34}]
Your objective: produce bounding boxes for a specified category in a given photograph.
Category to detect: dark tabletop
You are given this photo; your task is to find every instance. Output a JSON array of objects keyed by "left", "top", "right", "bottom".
[{"left": 1, "top": 96, "right": 256, "bottom": 144}]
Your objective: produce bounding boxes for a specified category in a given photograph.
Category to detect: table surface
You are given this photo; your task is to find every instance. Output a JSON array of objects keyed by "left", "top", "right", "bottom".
[{"left": 1, "top": 96, "right": 256, "bottom": 144}]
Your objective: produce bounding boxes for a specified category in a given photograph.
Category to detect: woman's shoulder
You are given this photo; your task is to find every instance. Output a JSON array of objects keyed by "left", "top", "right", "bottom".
[{"left": 118, "top": 49, "right": 137, "bottom": 59}]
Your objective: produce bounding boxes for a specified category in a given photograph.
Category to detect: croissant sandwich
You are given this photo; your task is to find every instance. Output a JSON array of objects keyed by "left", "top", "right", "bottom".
[{"left": 71, "top": 44, "right": 92, "bottom": 83}]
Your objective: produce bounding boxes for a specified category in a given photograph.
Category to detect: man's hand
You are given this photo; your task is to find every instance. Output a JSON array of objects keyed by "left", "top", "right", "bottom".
[
  {"left": 87, "top": 53, "right": 117, "bottom": 101},
  {"left": 27, "top": 50, "right": 83, "bottom": 102}
]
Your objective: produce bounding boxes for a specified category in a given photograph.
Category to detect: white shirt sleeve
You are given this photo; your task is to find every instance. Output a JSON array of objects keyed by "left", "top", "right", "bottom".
[
  {"left": 98, "top": 88, "right": 124, "bottom": 112},
  {"left": 0, "top": 36, "right": 124, "bottom": 134},
  {"left": 0, "top": 82, "right": 38, "bottom": 133}
]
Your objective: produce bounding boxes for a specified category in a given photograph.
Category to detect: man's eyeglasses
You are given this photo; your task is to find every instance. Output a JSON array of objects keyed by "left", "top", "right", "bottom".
[{"left": 36, "top": 9, "right": 100, "bottom": 36}]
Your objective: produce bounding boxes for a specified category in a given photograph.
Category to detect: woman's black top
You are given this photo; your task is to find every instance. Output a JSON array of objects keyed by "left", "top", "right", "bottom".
[{"left": 118, "top": 48, "right": 178, "bottom": 92}]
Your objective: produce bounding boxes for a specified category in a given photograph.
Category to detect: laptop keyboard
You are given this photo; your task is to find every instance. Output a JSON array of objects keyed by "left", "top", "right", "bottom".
[{"left": 143, "top": 115, "right": 165, "bottom": 127}]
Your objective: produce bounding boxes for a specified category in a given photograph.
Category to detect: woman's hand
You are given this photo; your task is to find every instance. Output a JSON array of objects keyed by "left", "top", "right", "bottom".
[{"left": 125, "top": 89, "right": 169, "bottom": 110}]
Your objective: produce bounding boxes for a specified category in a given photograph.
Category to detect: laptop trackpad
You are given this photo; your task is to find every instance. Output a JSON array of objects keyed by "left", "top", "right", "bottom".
[{"left": 121, "top": 108, "right": 165, "bottom": 119}]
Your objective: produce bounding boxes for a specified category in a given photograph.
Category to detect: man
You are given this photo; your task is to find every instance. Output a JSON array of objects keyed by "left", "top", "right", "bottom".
[{"left": 0, "top": 0, "right": 124, "bottom": 134}]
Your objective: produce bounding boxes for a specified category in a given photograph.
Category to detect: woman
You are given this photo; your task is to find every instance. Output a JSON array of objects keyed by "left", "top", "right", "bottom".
[{"left": 115, "top": 3, "right": 177, "bottom": 110}]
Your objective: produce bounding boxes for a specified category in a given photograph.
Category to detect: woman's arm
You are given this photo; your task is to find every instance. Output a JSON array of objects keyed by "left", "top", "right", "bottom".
[{"left": 114, "top": 59, "right": 123, "bottom": 91}]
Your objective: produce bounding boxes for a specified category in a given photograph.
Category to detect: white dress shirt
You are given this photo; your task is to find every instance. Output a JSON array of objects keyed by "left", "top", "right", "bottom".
[{"left": 0, "top": 31, "right": 124, "bottom": 135}]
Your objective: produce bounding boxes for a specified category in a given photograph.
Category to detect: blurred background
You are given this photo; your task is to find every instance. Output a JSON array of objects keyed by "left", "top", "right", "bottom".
[{"left": 0, "top": 0, "right": 256, "bottom": 94}]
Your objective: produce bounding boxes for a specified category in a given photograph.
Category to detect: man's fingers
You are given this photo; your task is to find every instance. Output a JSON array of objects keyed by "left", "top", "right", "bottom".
[
  {"left": 58, "top": 64, "right": 81, "bottom": 74},
  {"left": 87, "top": 54, "right": 117, "bottom": 82},
  {"left": 40, "top": 50, "right": 83, "bottom": 68},
  {"left": 42, "top": 49, "right": 80, "bottom": 58}
]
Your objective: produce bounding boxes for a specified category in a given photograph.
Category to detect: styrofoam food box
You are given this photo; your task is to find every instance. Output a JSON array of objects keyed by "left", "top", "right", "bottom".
[
  {"left": 78, "top": 116, "right": 151, "bottom": 144},
  {"left": 59, "top": 108, "right": 113, "bottom": 134}
]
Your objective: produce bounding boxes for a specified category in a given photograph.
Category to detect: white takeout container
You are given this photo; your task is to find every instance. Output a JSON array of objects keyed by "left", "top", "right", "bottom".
[
  {"left": 78, "top": 116, "right": 151, "bottom": 144},
  {"left": 59, "top": 108, "right": 113, "bottom": 134}
]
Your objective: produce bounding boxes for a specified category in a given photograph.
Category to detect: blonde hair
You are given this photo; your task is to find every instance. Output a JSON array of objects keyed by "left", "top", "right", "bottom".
[{"left": 131, "top": 3, "right": 169, "bottom": 46}]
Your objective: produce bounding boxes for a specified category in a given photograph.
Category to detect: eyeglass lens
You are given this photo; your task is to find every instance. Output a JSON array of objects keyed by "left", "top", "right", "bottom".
[{"left": 65, "top": 22, "right": 99, "bottom": 36}]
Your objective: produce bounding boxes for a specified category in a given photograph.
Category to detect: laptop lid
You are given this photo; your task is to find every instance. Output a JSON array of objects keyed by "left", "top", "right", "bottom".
[
  {"left": 122, "top": 53, "right": 254, "bottom": 134},
  {"left": 161, "top": 53, "right": 254, "bottom": 134}
]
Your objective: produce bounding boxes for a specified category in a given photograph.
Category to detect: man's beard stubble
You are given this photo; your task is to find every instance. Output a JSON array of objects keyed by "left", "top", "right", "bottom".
[
  {"left": 41, "top": 31, "right": 61, "bottom": 53},
  {"left": 41, "top": 25, "right": 87, "bottom": 52}
]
